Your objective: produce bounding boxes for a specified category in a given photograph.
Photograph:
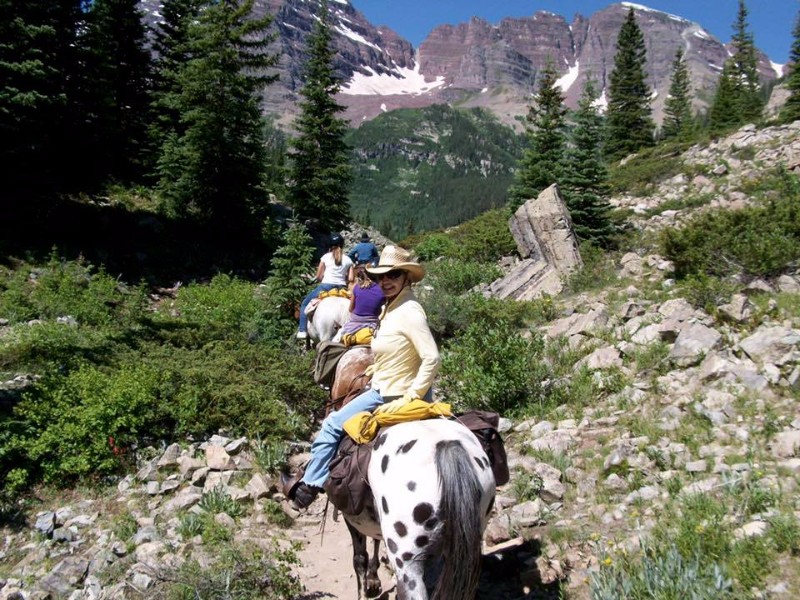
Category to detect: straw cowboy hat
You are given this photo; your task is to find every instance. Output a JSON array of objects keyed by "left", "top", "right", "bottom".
[{"left": 366, "top": 245, "right": 425, "bottom": 282}]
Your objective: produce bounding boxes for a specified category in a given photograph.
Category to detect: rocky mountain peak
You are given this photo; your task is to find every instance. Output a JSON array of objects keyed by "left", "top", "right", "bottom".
[{"left": 139, "top": 0, "right": 781, "bottom": 129}]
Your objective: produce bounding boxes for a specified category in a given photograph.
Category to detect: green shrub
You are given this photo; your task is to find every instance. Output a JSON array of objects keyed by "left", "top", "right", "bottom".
[
  {"left": 509, "top": 470, "right": 543, "bottom": 503},
  {"left": 422, "top": 291, "right": 548, "bottom": 342},
  {"left": 199, "top": 486, "right": 245, "bottom": 519},
  {"left": 0, "top": 252, "right": 146, "bottom": 328},
  {"left": 173, "top": 274, "right": 268, "bottom": 339},
  {"left": 8, "top": 363, "right": 167, "bottom": 484},
  {"left": 426, "top": 259, "right": 501, "bottom": 295},
  {"left": 565, "top": 244, "right": 620, "bottom": 294},
  {"left": 662, "top": 170, "right": 800, "bottom": 279},
  {"left": 439, "top": 320, "right": 548, "bottom": 414},
  {"left": 405, "top": 208, "right": 516, "bottom": 263},
  {"left": 590, "top": 542, "right": 735, "bottom": 600},
  {"left": 608, "top": 142, "right": 690, "bottom": 196},
  {"left": 153, "top": 541, "right": 302, "bottom": 600},
  {"left": 413, "top": 233, "right": 457, "bottom": 261},
  {"left": 678, "top": 273, "right": 738, "bottom": 313}
]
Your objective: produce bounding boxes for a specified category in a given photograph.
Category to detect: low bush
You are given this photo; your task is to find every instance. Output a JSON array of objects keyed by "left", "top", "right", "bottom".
[
  {"left": 608, "top": 141, "right": 691, "bottom": 196},
  {"left": 151, "top": 541, "right": 302, "bottom": 600},
  {"left": 590, "top": 542, "right": 736, "bottom": 600},
  {"left": 662, "top": 168, "right": 800, "bottom": 279},
  {"left": 439, "top": 320, "right": 549, "bottom": 415},
  {"left": 564, "top": 244, "right": 620, "bottom": 294},
  {"left": 405, "top": 208, "right": 516, "bottom": 263},
  {"left": 425, "top": 259, "right": 501, "bottom": 295}
]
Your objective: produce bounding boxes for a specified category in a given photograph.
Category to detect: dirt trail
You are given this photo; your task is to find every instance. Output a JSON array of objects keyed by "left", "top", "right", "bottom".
[
  {"left": 284, "top": 498, "right": 564, "bottom": 600},
  {"left": 289, "top": 501, "right": 396, "bottom": 600}
]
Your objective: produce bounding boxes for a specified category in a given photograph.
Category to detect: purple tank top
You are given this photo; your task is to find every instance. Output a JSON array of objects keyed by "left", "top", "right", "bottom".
[{"left": 352, "top": 283, "right": 384, "bottom": 318}]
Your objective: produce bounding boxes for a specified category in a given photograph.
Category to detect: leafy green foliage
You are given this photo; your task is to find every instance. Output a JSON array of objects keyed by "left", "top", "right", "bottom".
[
  {"left": 439, "top": 321, "right": 549, "bottom": 414},
  {"left": 199, "top": 486, "right": 245, "bottom": 518},
  {"left": 153, "top": 541, "right": 302, "bottom": 600},
  {"left": 661, "top": 169, "right": 800, "bottom": 279},
  {"left": 608, "top": 141, "right": 690, "bottom": 196},
  {"left": 288, "top": 0, "right": 352, "bottom": 231},
  {"left": 425, "top": 260, "right": 501, "bottom": 295},
  {"left": 348, "top": 106, "right": 523, "bottom": 238},
  {"left": 404, "top": 208, "right": 516, "bottom": 263},
  {"left": 508, "top": 61, "right": 567, "bottom": 209},
  {"left": 605, "top": 8, "right": 655, "bottom": 159}
]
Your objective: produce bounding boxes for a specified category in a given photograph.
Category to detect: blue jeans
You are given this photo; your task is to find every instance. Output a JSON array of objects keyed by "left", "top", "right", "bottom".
[
  {"left": 301, "top": 387, "right": 433, "bottom": 488},
  {"left": 298, "top": 283, "right": 343, "bottom": 333}
]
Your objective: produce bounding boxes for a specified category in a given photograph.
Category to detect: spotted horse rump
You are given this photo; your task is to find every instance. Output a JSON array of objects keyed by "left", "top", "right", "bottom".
[{"left": 342, "top": 418, "right": 496, "bottom": 600}]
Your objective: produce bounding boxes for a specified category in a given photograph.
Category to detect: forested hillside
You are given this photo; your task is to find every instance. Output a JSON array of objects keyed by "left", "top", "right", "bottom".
[{"left": 347, "top": 105, "right": 524, "bottom": 238}]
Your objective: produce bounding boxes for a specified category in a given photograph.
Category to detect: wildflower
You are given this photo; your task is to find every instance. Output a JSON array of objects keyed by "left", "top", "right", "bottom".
[{"left": 603, "top": 556, "right": 613, "bottom": 566}]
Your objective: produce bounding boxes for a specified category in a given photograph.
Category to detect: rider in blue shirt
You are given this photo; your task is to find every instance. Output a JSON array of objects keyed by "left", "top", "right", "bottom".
[{"left": 347, "top": 232, "right": 380, "bottom": 267}]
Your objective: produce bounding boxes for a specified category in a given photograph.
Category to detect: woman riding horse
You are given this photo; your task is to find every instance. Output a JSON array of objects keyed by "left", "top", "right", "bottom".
[
  {"left": 285, "top": 245, "right": 440, "bottom": 508},
  {"left": 296, "top": 233, "right": 354, "bottom": 340}
]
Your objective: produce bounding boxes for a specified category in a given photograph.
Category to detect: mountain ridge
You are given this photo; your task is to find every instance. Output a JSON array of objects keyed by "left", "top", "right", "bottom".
[{"left": 140, "top": 0, "right": 782, "bottom": 129}]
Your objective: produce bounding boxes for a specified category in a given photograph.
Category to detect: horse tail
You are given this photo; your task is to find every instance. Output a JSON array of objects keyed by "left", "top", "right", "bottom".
[{"left": 432, "top": 439, "right": 483, "bottom": 600}]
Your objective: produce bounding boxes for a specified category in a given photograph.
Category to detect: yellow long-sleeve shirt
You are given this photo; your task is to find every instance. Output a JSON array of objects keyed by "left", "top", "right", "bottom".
[{"left": 370, "top": 287, "right": 440, "bottom": 399}]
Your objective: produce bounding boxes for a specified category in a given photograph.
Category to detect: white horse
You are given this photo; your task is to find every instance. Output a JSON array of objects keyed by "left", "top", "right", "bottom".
[
  {"left": 307, "top": 295, "right": 350, "bottom": 344},
  {"left": 341, "top": 418, "right": 496, "bottom": 600}
]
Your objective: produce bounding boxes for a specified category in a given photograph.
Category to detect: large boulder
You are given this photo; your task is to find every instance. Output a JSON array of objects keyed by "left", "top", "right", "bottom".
[{"left": 490, "top": 184, "right": 582, "bottom": 300}]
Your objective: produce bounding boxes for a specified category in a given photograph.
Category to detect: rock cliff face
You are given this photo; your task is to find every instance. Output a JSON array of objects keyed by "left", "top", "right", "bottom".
[{"left": 139, "top": 0, "right": 781, "bottom": 129}]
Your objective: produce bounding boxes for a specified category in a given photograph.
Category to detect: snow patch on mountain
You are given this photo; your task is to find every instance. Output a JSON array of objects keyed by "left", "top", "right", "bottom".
[
  {"left": 555, "top": 61, "right": 580, "bottom": 92},
  {"left": 341, "top": 62, "right": 446, "bottom": 96}
]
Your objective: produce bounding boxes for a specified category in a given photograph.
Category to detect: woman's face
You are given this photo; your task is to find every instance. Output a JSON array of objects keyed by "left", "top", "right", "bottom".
[{"left": 378, "top": 269, "right": 407, "bottom": 300}]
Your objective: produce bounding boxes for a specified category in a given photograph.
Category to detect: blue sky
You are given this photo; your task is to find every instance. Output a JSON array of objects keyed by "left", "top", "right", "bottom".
[{"left": 352, "top": 0, "right": 797, "bottom": 64}]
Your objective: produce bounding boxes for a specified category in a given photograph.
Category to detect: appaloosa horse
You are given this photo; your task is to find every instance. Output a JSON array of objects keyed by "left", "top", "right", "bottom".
[
  {"left": 341, "top": 419, "right": 496, "bottom": 600},
  {"left": 328, "top": 351, "right": 496, "bottom": 599},
  {"left": 307, "top": 295, "right": 350, "bottom": 344}
]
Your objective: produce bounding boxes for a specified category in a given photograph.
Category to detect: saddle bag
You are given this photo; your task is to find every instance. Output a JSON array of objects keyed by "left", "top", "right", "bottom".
[
  {"left": 323, "top": 435, "right": 375, "bottom": 515},
  {"left": 456, "top": 410, "right": 510, "bottom": 486},
  {"left": 312, "top": 341, "right": 349, "bottom": 387}
]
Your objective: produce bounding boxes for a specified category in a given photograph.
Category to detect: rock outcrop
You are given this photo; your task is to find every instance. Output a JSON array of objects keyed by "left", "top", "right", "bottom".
[{"left": 489, "top": 184, "right": 582, "bottom": 300}]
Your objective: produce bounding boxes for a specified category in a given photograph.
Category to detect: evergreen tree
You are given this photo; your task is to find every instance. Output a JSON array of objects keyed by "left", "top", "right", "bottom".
[
  {"left": 0, "top": 1, "right": 82, "bottom": 201},
  {"left": 781, "top": 9, "right": 800, "bottom": 123},
  {"left": 709, "top": 61, "right": 741, "bottom": 131},
  {"left": 80, "top": 0, "right": 153, "bottom": 184},
  {"left": 148, "top": 0, "right": 204, "bottom": 171},
  {"left": 265, "top": 221, "right": 315, "bottom": 318},
  {"left": 288, "top": 0, "right": 352, "bottom": 231},
  {"left": 730, "top": 0, "right": 763, "bottom": 122},
  {"left": 561, "top": 81, "right": 615, "bottom": 247},
  {"left": 662, "top": 48, "right": 694, "bottom": 140},
  {"left": 508, "top": 60, "right": 567, "bottom": 209},
  {"left": 709, "top": 0, "right": 763, "bottom": 131},
  {"left": 605, "top": 8, "right": 654, "bottom": 159},
  {"left": 156, "top": 0, "right": 279, "bottom": 237}
]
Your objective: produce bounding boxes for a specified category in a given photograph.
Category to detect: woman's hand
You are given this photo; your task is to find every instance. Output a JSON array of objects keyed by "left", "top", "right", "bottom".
[{"left": 375, "top": 392, "right": 419, "bottom": 414}]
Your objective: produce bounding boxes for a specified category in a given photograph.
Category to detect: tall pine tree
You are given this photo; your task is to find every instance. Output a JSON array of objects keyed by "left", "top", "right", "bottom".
[
  {"left": 287, "top": 0, "right": 352, "bottom": 231},
  {"left": 0, "top": 1, "right": 82, "bottom": 201},
  {"left": 148, "top": 0, "right": 204, "bottom": 172},
  {"left": 79, "top": 0, "right": 153, "bottom": 185},
  {"left": 709, "top": 0, "right": 763, "bottom": 131},
  {"left": 781, "top": 9, "right": 800, "bottom": 123},
  {"left": 709, "top": 61, "right": 740, "bottom": 131},
  {"left": 561, "top": 80, "right": 615, "bottom": 247},
  {"left": 508, "top": 60, "right": 567, "bottom": 209},
  {"left": 662, "top": 48, "right": 694, "bottom": 140},
  {"left": 605, "top": 7, "right": 654, "bottom": 159},
  {"left": 156, "top": 0, "right": 279, "bottom": 237},
  {"left": 730, "top": 0, "right": 763, "bottom": 122}
]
